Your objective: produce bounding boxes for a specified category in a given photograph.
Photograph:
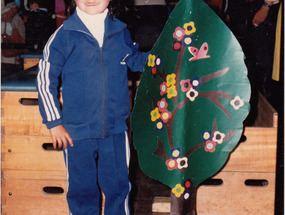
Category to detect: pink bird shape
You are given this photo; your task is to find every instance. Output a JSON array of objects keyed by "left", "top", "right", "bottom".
[{"left": 188, "top": 42, "right": 210, "bottom": 61}]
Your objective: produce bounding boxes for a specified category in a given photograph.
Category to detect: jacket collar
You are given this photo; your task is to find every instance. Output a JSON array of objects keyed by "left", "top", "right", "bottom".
[{"left": 63, "top": 11, "right": 127, "bottom": 38}]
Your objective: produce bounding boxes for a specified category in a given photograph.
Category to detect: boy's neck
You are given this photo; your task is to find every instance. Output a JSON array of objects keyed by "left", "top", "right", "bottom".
[{"left": 76, "top": 7, "right": 108, "bottom": 18}]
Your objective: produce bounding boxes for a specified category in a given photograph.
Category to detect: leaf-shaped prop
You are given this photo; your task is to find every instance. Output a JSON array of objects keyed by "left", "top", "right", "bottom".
[{"left": 131, "top": 0, "right": 251, "bottom": 214}]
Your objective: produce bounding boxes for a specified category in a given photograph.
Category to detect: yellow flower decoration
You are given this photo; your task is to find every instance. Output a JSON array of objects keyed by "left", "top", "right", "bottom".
[
  {"left": 184, "top": 21, "right": 196, "bottom": 35},
  {"left": 167, "top": 85, "right": 177, "bottom": 99},
  {"left": 150, "top": 107, "right": 160, "bottom": 121},
  {"left": 166, "top": 73, "right": 176, "bottom": 87},
  {"left": 172, "top": 184, "right": 185, "bottom": 198},
  {"left": 148, "top": 54, "right": 156, "bottom": 67}
]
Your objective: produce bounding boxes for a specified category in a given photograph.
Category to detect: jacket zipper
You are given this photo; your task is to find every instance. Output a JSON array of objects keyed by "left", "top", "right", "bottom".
[
  {"left": 99, "top": 29, "right": 127, "bottom": 139},
  {"left": 100, "top": 47, "right": 106, "bottom": 139},
  {"left": 73, "top": 29, "right": 107, "bottom": 138}
]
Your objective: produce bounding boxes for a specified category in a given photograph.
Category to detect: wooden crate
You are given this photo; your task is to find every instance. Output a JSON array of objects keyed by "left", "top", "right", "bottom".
[
  {"left": 152, "top": 93, "right": 278, "bottom": 215},
  {"left": 1, "top": 91, "right": 68, "bottom": 214},
  {"left": 2, "top": 179, "right": 68, "bottom": 215},
  {"left": 1, "top": 91, "right": 50, "bottom": 136},
  {"left": 2, "top": 135, "right": 66, "bottom": 175}
]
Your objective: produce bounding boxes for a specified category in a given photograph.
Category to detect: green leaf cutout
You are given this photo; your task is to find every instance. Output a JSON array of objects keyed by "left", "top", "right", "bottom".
[{"left": 131, "top": 0, "right": 251, "bottom": 197}]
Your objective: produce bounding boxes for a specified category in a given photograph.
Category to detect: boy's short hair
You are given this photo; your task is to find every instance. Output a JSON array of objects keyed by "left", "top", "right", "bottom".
[
  {"left": 108, "top": 0, "right": 122, "bottom": 19},
  {"left": 29, "top": 0, "right": 42, "bottom": 7}
]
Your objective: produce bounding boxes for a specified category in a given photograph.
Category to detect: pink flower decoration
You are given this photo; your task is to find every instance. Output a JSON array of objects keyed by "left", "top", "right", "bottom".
[
  {"left": 160, "top": 82, "right": 167, "bottom": 95},
  {"left": 205, "top": 140, "right": 216, "bottom": 152},
  {"left": 173, "top": 27, "right": 185, "bottom": 41},
  {"left": 157, "top": 98, "right": 168, "bottom": 111},
  {"left": 160, "top": 109, "right": 172, "bottom": 123},
  {"left": 180, "top": 79, "right": 192, "bottom": 92},
  {"left": 166, "top": 159, "right": 178, "bottom": 170}
]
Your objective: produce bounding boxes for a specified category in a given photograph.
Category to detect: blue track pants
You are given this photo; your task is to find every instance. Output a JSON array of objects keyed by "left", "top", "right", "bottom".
[{"left": 63, "top": 132, "right": 131, "bottom": 215}]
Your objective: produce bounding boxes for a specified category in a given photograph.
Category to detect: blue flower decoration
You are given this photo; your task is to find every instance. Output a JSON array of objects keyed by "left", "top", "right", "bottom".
[
  {"left": 190, "top": 77, "right": 201, "bottom": 89},
  {"left": 201, "top": 130, "right": 212, "bottom": 141},
  {"left": 155, "top": 55, "right": 162, "bottom": 68},
  {"left": 183, "top": 35, "right": 193, "bottom": 46},
  {"left": 182, "top": 191, "right": 191, "bottom": 201},
  {"left": 170, "top": 147, "right": 181, "bottom": 159},
  {"left": 155, "top": 119, "right": 164, "bottom": 130}
]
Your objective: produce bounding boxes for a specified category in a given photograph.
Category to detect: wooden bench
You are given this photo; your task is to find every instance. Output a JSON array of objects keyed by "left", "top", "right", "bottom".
[{"left": 20, "top": 54, "right": 42, "bottom": 70}]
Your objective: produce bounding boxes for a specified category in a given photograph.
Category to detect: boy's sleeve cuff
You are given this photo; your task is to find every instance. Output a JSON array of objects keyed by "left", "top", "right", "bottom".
[{"left": 45, "top": 119, "right": 63, "bottom": 129}]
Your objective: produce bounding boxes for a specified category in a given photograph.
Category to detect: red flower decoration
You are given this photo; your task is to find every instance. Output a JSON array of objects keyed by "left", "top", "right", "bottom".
[
  {"left": 205, "top": 140, "right": 216, "bottom": 152},
  {"left": 173, "top": 41, "right": 182, "bottom": 51},
  {"left": 160, "top": 82, "right": 167, "bottom": 95},
  {"left": 180, "top": 79, "right": 192, "bottom": 92},
  {"left": 152, "top": 67, "right": 157, "bottom": 75},
  {"left": 184, "top": 180, "right": 191, "bottom": 188},
  {"left": 157, "top": 98, "right": 168, "bottom": 111},
  {"left": 166, "top": 159, "right": 178, "bottom": 170},
  {"left": 160, "top": 109, "right": 172, "bottom": 123}
]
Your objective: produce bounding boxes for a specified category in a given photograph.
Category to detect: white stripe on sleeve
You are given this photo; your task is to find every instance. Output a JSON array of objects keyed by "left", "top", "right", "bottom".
[{"left": 37, "top": 26, "right": 63, "bottom": 122}]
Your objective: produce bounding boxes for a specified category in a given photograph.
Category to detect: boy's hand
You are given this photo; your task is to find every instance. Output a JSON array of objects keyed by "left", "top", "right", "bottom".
[{"left": 49, "top": 125, "right": 74, "bottom": 149}]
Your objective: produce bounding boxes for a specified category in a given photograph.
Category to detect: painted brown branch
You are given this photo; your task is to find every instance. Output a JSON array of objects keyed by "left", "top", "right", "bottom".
[
  {"left": 152, "top": 45, "right": 187, "bottom": 151},
  {"left": 165, "top": 122, "right": 175, "bottom": 149},
  {"left": 153, "top": 137, "right": 170, "bottom": 160},
  {"left": 224, "top": 129, "right": 238, "bottom": 142},
  {"left": 165, "top": 97, "right": 189, "bottom": 150},
  {"left": 147, "top": 91, "right": 157, "bottom": 109},
  {"left": 213, "top": 118, "right": 238, "bottom": 142},
  {"left": 212, "top": 118, "right": 217, "bottom": 133},
  {"left": 153, "top": 137, "right": 188, "bottom": 174},
  {"left": 153, "top": 136, "right": 187, "bottom": 173},
  {"left": 147, "top": 85, "right": 188, "bottom": 151},
  {"left": 184, "top": 123, "right": 238, "bottom": 158},
  {"left": 173, "top": 45, "right": 186, "bottom": 105},
  {"left": 184, "top": 142, "right": 206, "bottom": 158},
  {"left": 164, "top": 42, "right": 189, "bottom": 148},
  {"left": 147, "top": 91, "right": 175, "bottom": 149},
  {"left": 200, "top": 67, "right": 229, "bottom": 84},
  {"left": 157, "top": 69, "right": 167, "bottom": 81},
  {"left": 198, "top": 91, "right": 234, "bottom": 119},
  {"left": 176, "top": 97, "right": 189, "bottom": 110}
]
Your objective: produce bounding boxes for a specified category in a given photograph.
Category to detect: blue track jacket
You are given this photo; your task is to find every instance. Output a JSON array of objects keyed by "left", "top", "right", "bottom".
[{"left": 37, "top": 11, "right": 149, "bottom": 140}]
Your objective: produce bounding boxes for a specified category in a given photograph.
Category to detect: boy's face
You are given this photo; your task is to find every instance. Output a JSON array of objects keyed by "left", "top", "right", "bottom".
[
  {"left": 30, "top": 2, "right": 39, "bottom": 9},
  {"left": 75, "top": 0, "right": 110, "bottom": 15}
]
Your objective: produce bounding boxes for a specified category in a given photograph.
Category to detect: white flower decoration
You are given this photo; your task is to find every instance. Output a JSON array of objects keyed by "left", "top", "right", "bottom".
[
  {"left": 177, "top": 157, "right": 188, "bottom": 169},
  {"left": 230, "top": 96, "right": 244, "bottom": 110},
  {"left": 212, "top": 131, "right": 225, "bottom": 144},
  {"left": 186, "top": 88, "right": 198, "bottom": 101}
]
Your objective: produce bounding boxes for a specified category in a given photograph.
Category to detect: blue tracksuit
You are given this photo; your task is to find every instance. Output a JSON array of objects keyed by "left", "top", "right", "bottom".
[{"left": 37, "top": 10, "right": 148, "bottom": 215}]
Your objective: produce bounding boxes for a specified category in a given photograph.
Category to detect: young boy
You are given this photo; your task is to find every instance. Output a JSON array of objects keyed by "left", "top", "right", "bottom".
[{"left": 36, "top": 0, "right": 149, "bottom": 214}]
